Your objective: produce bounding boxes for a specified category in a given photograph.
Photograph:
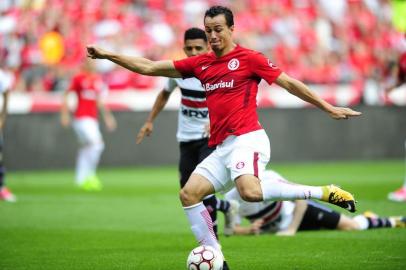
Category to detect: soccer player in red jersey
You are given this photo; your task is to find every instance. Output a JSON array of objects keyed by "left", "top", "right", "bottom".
[
  {"left": 60, "top": 58, "right": 117, "bottom": 191},
  {"left": 386, "top": 47, "right": 406, "bottom": 202},
  {"left": 136, "top": 28, "right": 238, "bottom": 239},
  {"left": 87, "top": 6, "right": 361, "bottom": 267}
]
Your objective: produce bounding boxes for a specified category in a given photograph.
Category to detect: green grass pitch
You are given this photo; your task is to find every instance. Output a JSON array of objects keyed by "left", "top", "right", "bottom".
[{"left": 1, "top": 160, "right": 406, "bottom": 270}]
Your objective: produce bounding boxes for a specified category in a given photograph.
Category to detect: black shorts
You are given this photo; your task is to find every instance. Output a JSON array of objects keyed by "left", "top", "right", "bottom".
[
  {"left": 298, "top": 201, "right": 341, "bottom": 231},
  {"left": 178, "top": 138, "right": 214, "bottom": 188}
]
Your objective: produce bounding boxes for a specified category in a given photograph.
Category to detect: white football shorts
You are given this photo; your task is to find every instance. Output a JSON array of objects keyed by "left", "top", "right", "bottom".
[
  {"left": 72, "top": 117, "right": 103, "bottom": 146},
  {"left": 193, "top": 129, "right": 271, "bottom": 192}
]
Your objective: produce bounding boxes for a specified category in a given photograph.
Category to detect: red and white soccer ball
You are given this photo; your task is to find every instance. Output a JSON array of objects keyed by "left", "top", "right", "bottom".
[{"left": 186, "top": 245, "right": 224, "bottom": 270}]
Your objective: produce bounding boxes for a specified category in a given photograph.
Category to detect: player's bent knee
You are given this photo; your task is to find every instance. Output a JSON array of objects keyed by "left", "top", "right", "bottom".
[
  {"left": 179, "top": 188, "right": 200, "bottom": 206},
  {"left": 239, "top": 188, "right": 263, "bottom": 202},
  {"left": 235, "top": 175, "right": 263, "bottom": 202},
  {"left": 179, "top": 173, "right": 215, "bottom": 206}
]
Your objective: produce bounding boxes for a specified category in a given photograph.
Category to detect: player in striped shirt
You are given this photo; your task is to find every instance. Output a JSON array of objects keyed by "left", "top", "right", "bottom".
[{"left": 225, "top": 170, "right": 406, "bottom": 236}]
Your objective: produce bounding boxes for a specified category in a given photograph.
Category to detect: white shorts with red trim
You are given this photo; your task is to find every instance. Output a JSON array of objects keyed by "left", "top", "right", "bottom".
[
  {"left": 72, "top": 117, "right": 103, "bottom": 145},
  {"left": 193, "top": 129, "right": 270, "bottom": 192}
]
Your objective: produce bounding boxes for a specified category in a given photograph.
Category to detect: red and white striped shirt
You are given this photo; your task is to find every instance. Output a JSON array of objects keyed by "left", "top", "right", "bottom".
[{"left": 164, "top": 77, "right": 209, "bottom": 142}]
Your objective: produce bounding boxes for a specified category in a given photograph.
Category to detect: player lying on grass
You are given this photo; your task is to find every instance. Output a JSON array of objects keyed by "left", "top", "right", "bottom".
[{"left": 223, "top": 170, "right": 406, "bottom": 236}]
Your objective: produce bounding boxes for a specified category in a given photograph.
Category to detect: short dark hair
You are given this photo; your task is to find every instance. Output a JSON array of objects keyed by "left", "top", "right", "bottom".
[
  {"left": 204, "top": 6, "right": 234, "bottom": 27},
  {"left": 184, "top": 27, "right": 207, "bottom": 42}
]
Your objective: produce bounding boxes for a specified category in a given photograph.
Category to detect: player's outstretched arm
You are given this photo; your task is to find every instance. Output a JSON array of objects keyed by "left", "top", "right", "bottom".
[
  {"left": 136, "top": 90, "right": 171, "bottom": 144},
  {"left": 276, "top": 200, "right": 307, "bottom": 236},
  {"left": 86, "top": 45, "right": 182, "bottom": 78},
  {"left": 275, "top": 72, "right": 362, "bottom": 120},
  {"left": 232, "top": 219, "right": 264, "bottom": 235}
]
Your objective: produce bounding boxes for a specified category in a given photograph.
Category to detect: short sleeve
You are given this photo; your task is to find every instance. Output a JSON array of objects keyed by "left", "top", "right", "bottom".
[
  {"left": 173, "top": 56, "right": 198, "bottom": 78},
  {"left": 163, "top": 78, "right": 177, "bottom": 93},
  {"left": 250, "top": 52, "right": 282, "bottom": 85}
]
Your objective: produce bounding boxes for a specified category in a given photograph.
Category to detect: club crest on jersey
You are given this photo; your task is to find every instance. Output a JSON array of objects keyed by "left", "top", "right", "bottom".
[
  {"left": 228, "top": 58, "right": 239, "bottom": 70},
  {"left": 236, "top": 162, "right": 245, "bottom": 169},
  {"left": 267, "top": 59, "right": 277, "bottom": 69}
]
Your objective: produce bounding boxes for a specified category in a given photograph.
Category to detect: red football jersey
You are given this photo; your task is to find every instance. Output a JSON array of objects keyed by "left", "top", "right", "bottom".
[
  {"left": 69, "top": 72, "right": 104, "bottom": 119},
  {"left": 174, "top": 45, "right": 282, "bottom": 147}
]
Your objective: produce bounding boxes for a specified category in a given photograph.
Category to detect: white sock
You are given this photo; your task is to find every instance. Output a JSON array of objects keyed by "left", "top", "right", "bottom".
[
  {"left": 88, "top": 143, "right": 104, "bottom": 176},
  {"left": 260, "top": 178, "right": 323, "bottom": 201},
  {"left": 75, "top": 146, "right": 93, "bottom": 184},
  {"left": 183, "top": 202, "right": 222, "bottom": 253},
  {"left": 352, "top": 215, "right": 369, "bottom": 230}
]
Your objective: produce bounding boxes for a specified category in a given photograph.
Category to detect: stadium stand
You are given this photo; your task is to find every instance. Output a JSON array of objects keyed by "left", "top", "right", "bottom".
[{"left": 0, "top": 0, "right": 405, "bottom": 110}]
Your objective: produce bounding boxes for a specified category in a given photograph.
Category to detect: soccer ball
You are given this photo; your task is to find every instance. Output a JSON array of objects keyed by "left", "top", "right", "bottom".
[{"left": 186, "top": 245, "right": 224, "bottom": 270}]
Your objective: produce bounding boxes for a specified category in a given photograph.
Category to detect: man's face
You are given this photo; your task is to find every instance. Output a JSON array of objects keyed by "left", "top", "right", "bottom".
[
  {"left": 183, "top": 39, "right": 208, "bottom": 57},
  {"left": 204, "top": 14, "right": 233, "bottom": 52}
]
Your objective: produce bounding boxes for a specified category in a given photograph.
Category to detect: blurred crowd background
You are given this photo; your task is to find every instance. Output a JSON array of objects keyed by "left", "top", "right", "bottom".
[{"left": 0, "top": 0, "right": 405, "bottom": 105}]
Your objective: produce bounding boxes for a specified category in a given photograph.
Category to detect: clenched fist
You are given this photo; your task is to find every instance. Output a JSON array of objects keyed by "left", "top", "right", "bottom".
[{"left": 86, "top": 45, "right": 108, "bottom": 59}]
